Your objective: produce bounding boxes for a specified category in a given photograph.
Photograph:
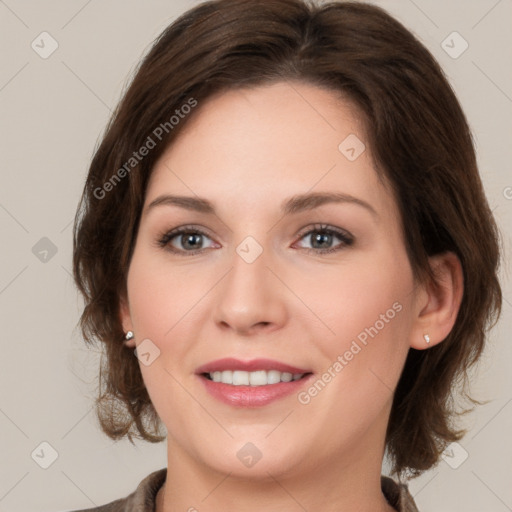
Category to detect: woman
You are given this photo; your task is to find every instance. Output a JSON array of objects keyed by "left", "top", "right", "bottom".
[{"left": 71, "top": 0, "right": 502, "bottom": 510}]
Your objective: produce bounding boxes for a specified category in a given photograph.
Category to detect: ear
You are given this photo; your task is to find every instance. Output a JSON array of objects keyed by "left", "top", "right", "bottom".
[
  {"left": 119, "top": 294, "right": 136, "bottom": 348},
  {"left": 410, "top": 251, "right": 464, "bottom": 350}
]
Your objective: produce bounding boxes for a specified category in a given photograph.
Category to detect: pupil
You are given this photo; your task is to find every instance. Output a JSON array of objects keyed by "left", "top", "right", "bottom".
[
  {"left": 313, "top": 232, "right": 331, "bottom": 248},
  {"left": 183, "top": 233, "right": 202, "bottom": 250}
]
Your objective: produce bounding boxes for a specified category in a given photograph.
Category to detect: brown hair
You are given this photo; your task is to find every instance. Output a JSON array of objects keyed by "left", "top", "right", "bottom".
[{"left": 72, "top": 0, "right": 502, "bottom": 477}]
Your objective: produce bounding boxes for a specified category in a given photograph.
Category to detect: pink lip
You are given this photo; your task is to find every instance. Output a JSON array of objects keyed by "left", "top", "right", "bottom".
[
  {"left": 195, "top": 358, "right": 314, "bottom": 408},
  {"left": 195, "top": 357, "right": 311, "bottom": 374},
  {"left": 198, "top": 374, "right": 314, "bottom": 407}
]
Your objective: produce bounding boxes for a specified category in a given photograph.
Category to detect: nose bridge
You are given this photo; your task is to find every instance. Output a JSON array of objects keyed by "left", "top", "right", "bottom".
[{"left": 213, "top": 234, "right": 285, "bottom": 334}]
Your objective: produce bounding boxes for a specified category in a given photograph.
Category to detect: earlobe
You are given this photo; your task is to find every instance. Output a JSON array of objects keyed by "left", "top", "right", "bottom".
[
  {"left": 119, "top": 295, "right": 136, "bottom": 347},
  {"left": 410, "top": 251, "right": 464, "bottom": 350},
  {"left": 124, "top": 331, "right": 135, "bottom": 347}
]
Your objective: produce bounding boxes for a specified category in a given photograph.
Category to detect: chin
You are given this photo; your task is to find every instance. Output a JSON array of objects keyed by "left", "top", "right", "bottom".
[{"left": 190, "top": 437, "right": 302, "bottom": 480}]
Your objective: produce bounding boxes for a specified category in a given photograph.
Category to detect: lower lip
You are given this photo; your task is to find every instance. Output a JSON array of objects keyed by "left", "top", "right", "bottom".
[{"left": 198, "top": 374, "right": 314, "bottom": 407}]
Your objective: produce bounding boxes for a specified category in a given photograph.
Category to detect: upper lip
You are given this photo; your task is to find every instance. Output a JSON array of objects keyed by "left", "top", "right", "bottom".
[{"left": 195, "top": 358, "right": 312, "bottom": 375}]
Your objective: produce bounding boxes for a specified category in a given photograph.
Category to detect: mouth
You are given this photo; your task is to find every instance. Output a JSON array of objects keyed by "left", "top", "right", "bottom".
[{"left": 195, "top": 358, "right": 314, "bottom": 407}]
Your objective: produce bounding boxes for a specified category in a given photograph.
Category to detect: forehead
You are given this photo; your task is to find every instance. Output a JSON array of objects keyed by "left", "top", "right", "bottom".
[{"left": 144, "top": 81, "right": 398, "bottom": 225}]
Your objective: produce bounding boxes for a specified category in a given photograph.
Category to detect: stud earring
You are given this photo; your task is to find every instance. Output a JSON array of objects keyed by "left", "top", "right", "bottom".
[
  {"left": 125, "top": 331, "right": 134, "bottom": 342},
  {"left": 423, "top": 334, "right": 430, "bottom": 344}
]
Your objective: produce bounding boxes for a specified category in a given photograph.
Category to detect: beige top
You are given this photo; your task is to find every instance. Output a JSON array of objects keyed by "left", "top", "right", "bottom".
[{"left": 69, "top": 468, "right": 419, "bottom": 511}]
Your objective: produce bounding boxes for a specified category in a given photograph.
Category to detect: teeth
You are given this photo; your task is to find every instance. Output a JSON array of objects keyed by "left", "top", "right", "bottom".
[
  {"left": 233, "top": 370, "right": 249, "bottom": 385},
  {"left": 267, "top": 370, "right": 281, "bottom": 384},
  {"left": 208, "top": 370, "right": 305, "bottom": 386},
  {"left": 249, "top": 370, "right": 267, "bottom": 386}
]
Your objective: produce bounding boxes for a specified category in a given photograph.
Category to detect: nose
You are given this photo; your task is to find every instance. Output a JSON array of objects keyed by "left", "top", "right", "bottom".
[{"left": 212, "top": 243, "right": 287, "bottom": 337}]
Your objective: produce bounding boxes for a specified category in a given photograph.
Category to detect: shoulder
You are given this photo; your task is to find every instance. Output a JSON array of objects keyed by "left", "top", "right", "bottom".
[
  {"left": 381, "top": 475, "right": 420, "bottom": 512},
  {"left": 66, "top": 468, "right": 167, "bottom": 512}
]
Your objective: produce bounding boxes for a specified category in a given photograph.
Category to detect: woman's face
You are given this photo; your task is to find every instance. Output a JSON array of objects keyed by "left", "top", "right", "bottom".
[{"left": 121, "top": 81, "right": 425, "bottom": 479}]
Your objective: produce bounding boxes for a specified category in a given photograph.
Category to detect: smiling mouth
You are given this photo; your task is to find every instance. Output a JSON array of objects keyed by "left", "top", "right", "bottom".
[{"left": 202, "top": 370, "right": 313, "bottom": 386}]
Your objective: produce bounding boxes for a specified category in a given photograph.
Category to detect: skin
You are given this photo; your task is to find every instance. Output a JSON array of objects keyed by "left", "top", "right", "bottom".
[{"left": 120, "top": 81, "right": 463, "bottom": 512}]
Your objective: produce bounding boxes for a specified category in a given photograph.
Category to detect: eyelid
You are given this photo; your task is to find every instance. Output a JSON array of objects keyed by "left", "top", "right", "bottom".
[{"left": 295, "top": 223, "right": 352, "bottom": 240}]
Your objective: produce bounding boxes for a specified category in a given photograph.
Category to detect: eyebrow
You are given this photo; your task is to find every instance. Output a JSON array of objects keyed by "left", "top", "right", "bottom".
[{"left": 146, "top": 192, "right": 378, "bottom": 218}]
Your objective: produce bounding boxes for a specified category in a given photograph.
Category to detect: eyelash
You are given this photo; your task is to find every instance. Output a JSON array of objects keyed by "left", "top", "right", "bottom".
[{"left": 156, "top": 223, "right": 354, "bottom": 256}]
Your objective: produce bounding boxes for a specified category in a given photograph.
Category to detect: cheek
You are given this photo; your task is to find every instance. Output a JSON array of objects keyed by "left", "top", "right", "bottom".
[
  {"left": 125, "top": 251, "right": 198, "bottom": 428},
  {"left": 299, "top": 276, "right": 413, "bottom": 447},
  {"left": 126, "top": 249, "right": 202, "bottom": 339},
  {"left": 125, "top": 247, "right": 212, "bottom": 401},
  {"left": 311, "top": 249, "right": 414, "bottom": 385}
]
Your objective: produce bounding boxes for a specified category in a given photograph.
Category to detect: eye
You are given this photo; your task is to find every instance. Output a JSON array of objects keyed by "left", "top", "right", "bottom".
[
  {"left": 157, "top": 225, "right": 219, "bottom": 255},
  {"left": 156, "top": 223, "right": 354, "bottom": 256},
  {"left": 293, "top": 223, "right": 354, "bottom": 254}
]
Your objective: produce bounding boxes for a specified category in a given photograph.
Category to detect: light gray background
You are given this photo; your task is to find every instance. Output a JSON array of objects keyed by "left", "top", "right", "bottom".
[{"left": 1, "top": 1, "right": 511, "bottom": 511}]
